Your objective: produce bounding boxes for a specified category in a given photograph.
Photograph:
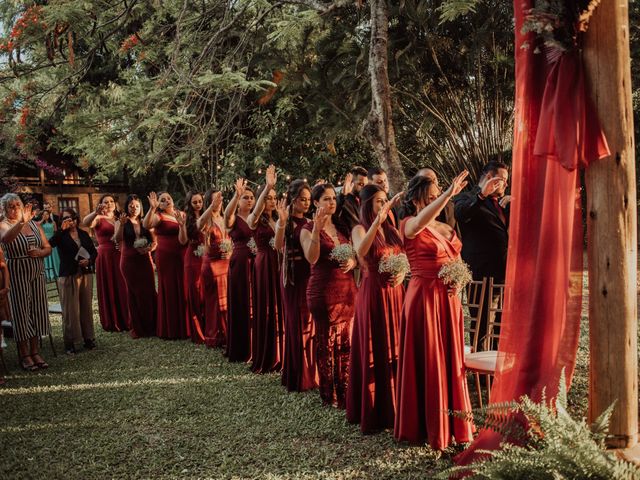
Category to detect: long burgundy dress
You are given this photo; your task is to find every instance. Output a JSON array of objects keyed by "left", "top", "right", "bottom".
[
  {"left": 281, "top": 216, "right": 317, "bottom": 392},
  {"left": 347, "top": 243, "right": 404, "bottom": 433},
  {"left": 119, "top": 230, "right": 157, "bottom": 338},
  {"left": 250, "top": 218, "right": 284, "bottom": 373},
  {"left": 201, "top": 223, "right": 230, "bottom": 348},
  {"left": 94, "top": 218, "right": 129, "bottom": 332},
  {"left": 184, "top": 229, "right": 205, "bottom": 343},
  {"left": 303, "top": 222, "right": 356, "bottom": 408},
  {"left": 394, "top": 221, "right": 474, "bottom": 449},
  {"left": 155, "top": 214, "right": 188, "bottom": 339},
  {"left": 226, "top": 216, "right": 253, "bottom": 362}
]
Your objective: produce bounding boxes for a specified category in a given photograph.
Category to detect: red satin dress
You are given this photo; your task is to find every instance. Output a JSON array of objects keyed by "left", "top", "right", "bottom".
[
  {"left": 94, "top": 218, "right": 129, "bottom": 332},
  {"left": 201, "top": 222, "right": 230, "bottom": 348},
  {"left": 281, "top": 217, "right": 317, "bottom": 392},
  {"left": 226, "top": 216, "right": 253, "bottom": 362},
  {"left": 303, "top": 222, "right": 356, "bottom": 408},
  {"left": 347, "top": 242, "right": 404, "bottom": 433},
  {"left": 184, "top": 229, "right": 205, "bottom": 343},
  {"left": 394, "top": 221, "right": 474, "bottom": 449},
  {"left": 250, "top": 218, "right": 284, "bottom": 373},
  {"left": 120, "top": 235, "right": 157, "bottom": 338},
  {"left": 154, "top": 215, "right": 188, "bottom": 339}
]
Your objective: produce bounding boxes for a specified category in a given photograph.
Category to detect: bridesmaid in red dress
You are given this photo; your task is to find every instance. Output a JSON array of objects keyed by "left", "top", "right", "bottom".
[
  {"left": 274, "top": 179, "right": 317, "bottom": 392},
  {"left": 223, "top": 178, "right": 255, "bottom": 361},
  {"left": 180, "top": 191, "right": 206, "bottom": 343},
  {"left": 300, "top": 184, "right": 357, "bottom": 408},
  {"left": 143, "top": 191, "right": 188, "bottom": 339},
  {"left": 347, "top": 184, "right": 405, "bottom": 433},
  {"left": 394, "top": 172, "right": 474, "bottom": 450},
  {"left": 247, "top": 165, "right": 284, "bottom": 373},
  {"left": 82, "top": 194, "right": 129, "bottom": 332},
  {"left": 197, "top": 189, "right": 231, "bottom": 348},
  {"left": 114, "top": 195, "right": 158, "bottom": 338}
]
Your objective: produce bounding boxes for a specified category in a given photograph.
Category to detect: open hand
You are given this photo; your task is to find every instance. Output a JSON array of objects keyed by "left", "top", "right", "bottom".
[
  {"left": 446, "top": 170, "right": 470, "bottom": 197},
  {"left": 479, "top": 174, "right": 503, "bottom": 198},
  {"left": 22, "top": 203, "right": 34, "bottom": 224},
  {"left": 175, "top": 211, "right": 186, "bottom": 226},
  {"left": 342, "top": 173, "right": 353, "bottom": 195},
  {"left": 313, "top": 207, "right": 330, "bottom": 231},
  {"left": 211, "top": 191, "right": 223, "bottom": 211},
  {"left": 377, "top": 192, "right": 403, "bottom": 224},
  {"left": 148, "top": 192, "right": 159, "bottom": 210},
  {"left": 276, "top": 198, "right": 289, "bottom": 224},
  {"left": 234, "top": 178, "right": 247, "bottom": 197},
  {"left": 265, "top": 164, "right": 277, "bottom": 188}
]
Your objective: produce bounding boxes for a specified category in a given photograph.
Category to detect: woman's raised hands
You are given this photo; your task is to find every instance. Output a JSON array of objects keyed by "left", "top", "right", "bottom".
[
  {"left": 377, "top": 192, "right": 403, "bottom": 224},
  {"left": 265, "top": 165, "right": 277, "bottom": 188},
  {"left": 148, "top": 192, "right": 159, "bottom": 210},
  {"left": 276, "top": 198, "right": 289, "bottom": 224},
  {"left": 445, "top": 170, "right": 469, "bottom": 198},
  {"left": 234, "top": 178, "right": 247, "bottom": 197}
]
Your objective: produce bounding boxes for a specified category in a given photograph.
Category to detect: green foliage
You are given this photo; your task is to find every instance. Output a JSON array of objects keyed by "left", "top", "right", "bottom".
[{"left": 440, "top": 372, "right": 640, "bottom": 480}]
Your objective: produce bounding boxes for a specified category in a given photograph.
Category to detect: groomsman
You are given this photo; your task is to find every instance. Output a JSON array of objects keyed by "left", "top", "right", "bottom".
[
  {"left": 338, "top": 166, "right": 368, "bottom": 231},
  {"left": 454, "top": 161, "right": 510, "bottom": 350}
]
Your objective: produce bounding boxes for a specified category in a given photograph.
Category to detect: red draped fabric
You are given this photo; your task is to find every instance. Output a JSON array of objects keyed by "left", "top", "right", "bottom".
[{"left": 456, "top": 0, "right": 609, "bottom": 464}]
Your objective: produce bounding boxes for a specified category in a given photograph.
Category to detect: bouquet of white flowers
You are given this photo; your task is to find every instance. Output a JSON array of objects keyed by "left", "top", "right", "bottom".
[
  {"left": 329, "top": 243, "right": 355, "bottom": 264},
  {"left": 133, "top": 237, "right": 149, "bottom": 249},
  {"left": 247, "top": 238, "right": 258, "bottom": 255},
  {"left": 194, "top": 244, "right": 206, "bottom": 257},
  {"left": 438, "top": 258, "right": 472, "bottom": 292},
  {"left": 378, "top": 252, "right": 411, "bottom": 277},
  {"left": 219, "top": 239, "right": 233, "bottom": 254},
  {"left": 269, "top": 237, "right": 276, "bottom": 250}
]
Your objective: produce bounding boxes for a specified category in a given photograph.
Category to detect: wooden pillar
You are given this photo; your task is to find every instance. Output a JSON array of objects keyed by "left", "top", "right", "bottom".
[{"left": 583, "top": 0, "right": 638, "bottom": 448}]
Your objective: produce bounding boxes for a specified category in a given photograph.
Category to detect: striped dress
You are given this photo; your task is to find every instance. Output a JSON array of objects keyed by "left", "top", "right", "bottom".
[{"left": 4, "top": 220, "right": 50, "bottom": 341}]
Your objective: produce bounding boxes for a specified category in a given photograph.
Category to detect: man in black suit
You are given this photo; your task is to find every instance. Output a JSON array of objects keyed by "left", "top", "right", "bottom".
[
  {"left": 338, "top": 166, "right": 368, "bottom": 231},
  {"left": 454, "top": 161, "right": 510, "bottom": 350}
]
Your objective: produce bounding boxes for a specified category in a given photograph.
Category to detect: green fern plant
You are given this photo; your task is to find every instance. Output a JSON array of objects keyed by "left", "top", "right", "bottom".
[{"left": 440, "top": 371, "right": 640, "bottom": 479}]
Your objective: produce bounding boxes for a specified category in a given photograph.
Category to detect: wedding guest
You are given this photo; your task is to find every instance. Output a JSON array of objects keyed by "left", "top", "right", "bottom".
[
  {"left": 143, "top": 191, "right": 188, "bottom": 339},
  {"left": 198, "top": 189, "right": 231, "bottom": 348},
  {"left": 0, "top": 194, "right": 51, "bottom": 371},
  {"left": 394, "top": 172, "right": 474, "bottom": 449},
  {"left": 37, "top": 203, "right": 60, "bottom": 280},
  {"left": 300, "top": 184, "right": 357, "bottom": 408},
  {"left": 82, "top": 194, "right": 129, "bottom": 332},
  {"left": 247, "top": 165, "right": 284, "bottom": 373},
  {"left": 224, "top": 178, "right": 255, "bottom": 362},
  {"left": 347, "top": 185, "right": 405, "bottom": 433},
  {"left": 274, "top": 179, "right": 317, "bottom": 392},
  {"left": 114, "top": 195, "right": 157, "bottom": 338},
  {"left": 180, "top": 191, "right": 206, "bottom": 343},
  {"left": 454, "top": 161, "right": 510, "bottom": 349},
  {"left": 337, "top": 166, "right": 368, "bottom": 231},
  {"left": 48, "top": 208, "right": 98, "bottom": 354},
  {"left": 416, "top": 167, "right": 458, "bottom": 233}
]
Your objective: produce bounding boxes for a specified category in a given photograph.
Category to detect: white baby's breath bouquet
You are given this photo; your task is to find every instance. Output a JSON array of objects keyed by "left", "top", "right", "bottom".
[
  {"left": 438, "top": 258, "right": 473, "bottom": 292},
  {"left": 194, "top": 244, "right": 206, "bottom": 257},
  {"left": 268, "top": 237, "right": 276, "bottom": 250},
  {"left": 329, "top": 243, "right": 356, "bottom": 264},
  {"left": 247, "top": 237, "right": 258, "bottom": 255},
  {"left": 378, "top": 253, "right": 411, "bottom": 277},
  {"left": 219, "top": 238, "right": 233, "bottom": 254},
  {"left": 133, "top": 237, "right": 149, "bottom": 249}
]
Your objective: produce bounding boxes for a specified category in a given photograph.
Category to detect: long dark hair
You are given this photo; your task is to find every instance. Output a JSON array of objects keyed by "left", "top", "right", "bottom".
[
  {"left": 98, "top": 193, "right": 121, "bottom": 218},
  {"left": 255, "top": 184, "right": 278, "bottom": 227},
  {"left": 403, "top": 175, "right": 436, "bottom": 217},
  {"left": 184, "top": 191, "right": 204, "bottom": 242},
  {"left": 283, "top": 179, "right": 310, "bottom": 286},
  {"left": 359, "top": 185, "right": 402, "bottom": 262},
  {"left": 122, "top": 194, "right": 152, "bottom": 246},
  {"left": 311, "top": 183, "right": 350, "bottom": 238}
]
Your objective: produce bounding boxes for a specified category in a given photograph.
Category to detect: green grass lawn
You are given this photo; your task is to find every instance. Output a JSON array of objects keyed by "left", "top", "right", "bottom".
[{"left": 1, "top": 304, "right": 593, "bottom": 479}]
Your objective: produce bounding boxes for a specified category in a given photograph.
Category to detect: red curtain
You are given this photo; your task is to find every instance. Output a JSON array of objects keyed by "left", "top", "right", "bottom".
[{"left": 455, "top": 0, "right": 609, "bottom": 465}]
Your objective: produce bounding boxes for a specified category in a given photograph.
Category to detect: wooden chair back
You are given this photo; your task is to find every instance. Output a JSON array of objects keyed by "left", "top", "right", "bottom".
[{"left": 462, "top": 278, "right": 487, "bottom": 353}]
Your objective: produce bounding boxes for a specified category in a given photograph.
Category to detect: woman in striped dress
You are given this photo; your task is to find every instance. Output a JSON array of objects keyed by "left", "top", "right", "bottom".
[{"left": 0, "top": 194, "right": 52, "bottom": 371}]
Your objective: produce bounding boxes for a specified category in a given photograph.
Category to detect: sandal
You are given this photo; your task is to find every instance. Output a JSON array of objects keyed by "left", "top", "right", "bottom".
[
  {"left": 31, "top": 354, "right": 49, "bottom": 370},
  {"left": 20, "top": 356, "right": 38, "bottom": 372}
]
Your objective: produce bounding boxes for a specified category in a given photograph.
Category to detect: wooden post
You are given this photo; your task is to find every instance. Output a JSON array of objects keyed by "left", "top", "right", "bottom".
[{"left": 583, "top": 0, "right": 638, "bottom": 449}]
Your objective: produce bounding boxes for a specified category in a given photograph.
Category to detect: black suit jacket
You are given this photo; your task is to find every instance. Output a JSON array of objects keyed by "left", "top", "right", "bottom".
[
  {"left": 48, "top": 228, "right": 98, "bottom": 277},
  {"left": 454, "top": 186, "right": 509, "bottom": 282},
  {"left": 338, "top": 192, "right": 360, "bottom": 232}
]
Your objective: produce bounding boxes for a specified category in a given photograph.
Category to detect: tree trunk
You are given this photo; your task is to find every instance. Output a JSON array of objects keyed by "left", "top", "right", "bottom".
[
  {"left": 363, "top": 0, "right": 406, "bottom": 193},
  {"left": 583, "top": 0, "right": 638, "bottom": 449}
]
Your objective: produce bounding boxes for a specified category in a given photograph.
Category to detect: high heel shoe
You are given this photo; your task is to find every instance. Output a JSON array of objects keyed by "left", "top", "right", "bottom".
[
  {"left": 31, "top": 354, "right": 49, "bottom": 369},
  {"left": 20, "top": 356, "right": 38, "bottom": 372}
]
